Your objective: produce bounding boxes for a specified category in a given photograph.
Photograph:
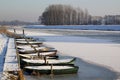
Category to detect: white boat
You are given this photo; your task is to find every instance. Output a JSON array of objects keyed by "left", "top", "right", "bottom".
[
  {"left": 19, "top": 52, "right": 57, "bottom": 58},
  {"left": 16, "top": 41, "right": 42, "bottom": 45},
  {"left": 24, "top": 65, "right": 79, "bottom": 74},
  {"left": 18, "top": 46, "right": 57, "bottom": 53},
  {"left": 17, "top": 45, "right": 41, "bottom": 49},
  {"left": 16, "top": 38, "right": 34, "bottom": 41},
  {"left": 22, "top": 58, "right": 76, "bottom": 65}
]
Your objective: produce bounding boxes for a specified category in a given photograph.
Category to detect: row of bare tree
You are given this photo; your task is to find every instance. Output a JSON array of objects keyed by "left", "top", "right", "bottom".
[{"left": 39, "top": 4, "right": 91, "bottom": 25}]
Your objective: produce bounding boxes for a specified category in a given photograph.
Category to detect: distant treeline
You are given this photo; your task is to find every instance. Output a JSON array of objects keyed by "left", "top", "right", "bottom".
[
  {"left": 0, "top": 20, "right": 39, "bottom": 25},
  {"left": 39, "top": 4, "right": 91, "bottom": 25}
]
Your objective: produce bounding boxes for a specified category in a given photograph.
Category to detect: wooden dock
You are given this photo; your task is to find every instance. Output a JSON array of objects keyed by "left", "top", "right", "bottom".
[
  {"left": 0, "top": 29, "right": 79, "bottom": 79},
  {"left": 1, "top": 38, "right": 25, "bottom": 80}
]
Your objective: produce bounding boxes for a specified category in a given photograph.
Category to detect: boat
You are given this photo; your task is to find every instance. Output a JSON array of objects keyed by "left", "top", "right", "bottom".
[
  {"left": 18, "top": 46, "right": 57, "bottom": 54},
  {"left": 24, "top": 65, "right": 79, "bottom": 75},
  {"left": 19, "top": 52, "right": 58, "bottom": 59},
  {"left": 19, "top": 52, "right": 58, "bottom": 68},
  {"left": 16, "top": 38, "right": 35, "bottom": 41},
  {"left": 16, "top": 41, "right": 43, "bottom": 45},
  {"left": 22, "top": 58, "right": 76, "bottom": 66},
  {"left": 17, "top": 45, "right": 41, "bottom": 49}
]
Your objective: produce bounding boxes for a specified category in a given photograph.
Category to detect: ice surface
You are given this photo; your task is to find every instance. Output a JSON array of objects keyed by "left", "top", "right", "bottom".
[{"left": 25, "top": 25, "right": 120, "bottom": 31}]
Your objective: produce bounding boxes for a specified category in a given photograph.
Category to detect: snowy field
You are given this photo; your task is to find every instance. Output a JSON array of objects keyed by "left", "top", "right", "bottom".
[{"left": 8, "top": 27, "right": 120, "bottom": 80}]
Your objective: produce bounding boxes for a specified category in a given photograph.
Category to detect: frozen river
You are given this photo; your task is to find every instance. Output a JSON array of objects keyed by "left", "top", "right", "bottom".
[{"left": 8, "top": 26, "right": 120, "bottom": 80}]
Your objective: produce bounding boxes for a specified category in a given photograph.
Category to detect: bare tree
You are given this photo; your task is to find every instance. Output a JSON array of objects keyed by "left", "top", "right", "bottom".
[{"left": 40, "top": 4, "right": 91, "bottom": 25}]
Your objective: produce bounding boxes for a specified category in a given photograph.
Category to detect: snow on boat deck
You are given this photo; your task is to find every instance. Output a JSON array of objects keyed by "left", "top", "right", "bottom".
[
  {"left": 16, "top": 41, "right": 42, "bottom": 44},
  {"left": 17, "top": 45, "right": 39, "bottom": 48},
  {"left": 17, "top": 46, "right": 47, "bottom": 50},
  {"left": 19, "top": 52, "right": 55, "bottom": 57},
  {"left": 22, "top": 58, "right": 74, "bottom": 64},
  {"left": 18, "top": 46, "right": 56, "bottom": 52},
  {"left": 16, "top": 39, "right": 34, "bottom": 41}
]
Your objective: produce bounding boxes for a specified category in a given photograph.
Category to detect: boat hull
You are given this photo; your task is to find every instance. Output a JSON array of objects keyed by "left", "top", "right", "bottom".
[
  {"left": 16, "top": 41, "right": 43, "bottom": 45},
  {"left": 18, "top": 49, "right": 57, "bottom": 54},
  {"left": 22, "top": 58, "right": 76, "bottom": 66},
  {"left": 19, "top": 54, "right": 59, "bottom": 59},
  {"left": 24, "top": 66, "right": 79, "bottom": 75}
]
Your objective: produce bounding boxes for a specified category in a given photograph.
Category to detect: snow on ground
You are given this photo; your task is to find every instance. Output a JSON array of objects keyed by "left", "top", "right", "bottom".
[
  {"left": 3, "top": 38, "right": 20, "bottom": 71},
  {"left": 1, "top": 38, "right": 20, "bottom": 80},
  {"left": 0, "top": 34, "right": 8, "bottom": 79}
]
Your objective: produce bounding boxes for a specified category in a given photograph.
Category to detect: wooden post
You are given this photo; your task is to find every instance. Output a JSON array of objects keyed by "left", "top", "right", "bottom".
[
  {"left": 38, "top": 50, "right": 40, "bottom": 57},
  {"left": 38, "top": 44, "right": 40, "bottom": 47},
  {"left": 14, "top": 29, "right": 16, "bottom": 33},
  {"left": 50, "top": 64, "right": 53, "bottom": 75},
  {"left": 47, "top": 61, "right": 49, "bottom": 65},
  {"left": 50, "top": 64, "right": 54, "bottom": 80},
  {"left": 23, "top": 29, "right": 25, "bottom": 36},
  {"left": 44, "top": 56, "right": 47, "bottom": 64}
]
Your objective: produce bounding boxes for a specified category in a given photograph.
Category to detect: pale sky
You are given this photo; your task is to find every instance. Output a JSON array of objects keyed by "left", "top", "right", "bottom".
[{"left": 0, "top": 0, "right": 120, "bottom": 22}]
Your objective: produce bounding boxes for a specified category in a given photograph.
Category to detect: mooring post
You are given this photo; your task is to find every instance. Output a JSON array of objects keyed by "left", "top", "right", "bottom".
[
  {"left": 47, "top": 61, "right": 49, "bottom": 65},
  {"left": 37, "top": 50, "right": 40, "bottom": 57},
  {"left": 23, "top": 29, "right": 25, "bottom": 36},
  {"left": 50, "top": 64, "right": 54, "bottom": 80},
  {"left": 51, "top": 64, "right": 53, "bottom": 74},
  {"left": 44, "top": 56, "right": 47, "bottom": 64},
  {"left": 14, "top": 29, "right": 16, "bottom": 34}
]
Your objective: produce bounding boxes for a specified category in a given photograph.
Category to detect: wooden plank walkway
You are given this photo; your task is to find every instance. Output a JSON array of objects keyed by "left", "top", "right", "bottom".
[
  {"left": 3, "top": 38, "right": 20, "bottom": 71},
  {"left": 1, "top": 38, "right": 25, "bottom": 80}
]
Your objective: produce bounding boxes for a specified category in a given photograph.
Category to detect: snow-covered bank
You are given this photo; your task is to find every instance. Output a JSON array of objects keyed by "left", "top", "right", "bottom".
[
  {"left": 3, "top": 38, "right": 19, "bottom": 72},
  {"left": 1, "top": 38, "right": 20, "bottom": 80},
  {"left": 0, "top": 34, "right": 8, "bottom": 79}
]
